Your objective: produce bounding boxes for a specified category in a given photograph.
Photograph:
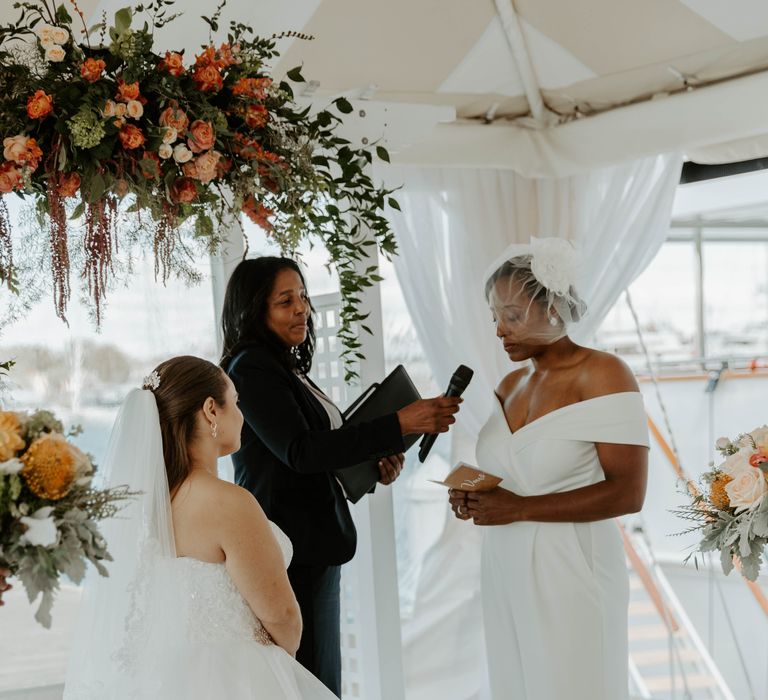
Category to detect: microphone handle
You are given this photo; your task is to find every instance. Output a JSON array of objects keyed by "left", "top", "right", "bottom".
[{"left": 417, "top": 385, "right": 463, "bottom": 462}]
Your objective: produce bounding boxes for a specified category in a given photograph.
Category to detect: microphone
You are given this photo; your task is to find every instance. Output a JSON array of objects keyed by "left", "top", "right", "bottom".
[{"left": 418, "top": 365, "right": 474, "bottom": 463}]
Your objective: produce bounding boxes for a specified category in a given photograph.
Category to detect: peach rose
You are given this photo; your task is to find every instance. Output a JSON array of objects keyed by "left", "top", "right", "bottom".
[
  {"left": 172, "top": 143, "right": 193, "bottom": 163},
  {"left": 193, "top": 150, "right": 221, "bottom": 183},
  {"left": 116, "top": 79, "right": 140, "bottom": 103},
  {"left": 102, "top": 100, "right": 117, "bottom": 117},
  {"left": 56, "top": 172, "right": 81, "bottom": 198},
  {"left": 182, "top": 160, "right": 198, "bottom": 179},
  {"left": 118, "top": 124, "right": 145, "bottom": 150},
  {"left": 4, "top": 135, "right": 30, "bottom": 163},
  {"left": 126, "top": 100, "right": 144, "bottom": 119},
  {"left": 159, "top": 51, "right": 185, "bottom": 77},
  {"left": 80, "top": 57, "right": 105, "bottom": 82},
  {"left": 45, "top": 45, "right": 66, "bottom": 62},
  {"left": 159, "top": 103, "right": 189, "bottom": 132},
  {"left": 26, "top": 90, "right": 53, "bottom": 120},
  {"left": 158, "top": 143, "right": 173, "bottom": 159},
  {"left": 115, "top": 103, "right": 127, "bottom": 118},
  {"left": 187, "top": 120, "right": 215, "bottom": 153},
  {"left": 170, "top": 177, "right": 197, "bottom": 203},
  {"left": 0, "top": 163, "right": 22, "bottom": 193},
  {"left": 192, "top": 64, "right": 223, "bottom": 92}
]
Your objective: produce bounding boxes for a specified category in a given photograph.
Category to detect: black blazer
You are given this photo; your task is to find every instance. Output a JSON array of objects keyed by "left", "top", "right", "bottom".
[{"left": 227, "top": 345, "right": 405, "bottom": 567}]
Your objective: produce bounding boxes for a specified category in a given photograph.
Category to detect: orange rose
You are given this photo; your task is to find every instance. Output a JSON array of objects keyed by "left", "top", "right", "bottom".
[
  {"left": 242, "top": 195, "right": 274, "bottom": 232},
  {"left": 244, "top": 104, "right": 268, "bottom": 129},
  {"left": 193, "top": 150, "right": 221, "bottom": 183},
  {"left": 159, "top": 102, "right": 189, "bottom": 132},
  {"left": 187, "top": 120, "right": 216, "bottom": 153},
  {"left": 170, "top": 177, "right": 197, "bottom": 203},
  {"left": 26, "top": 89, "right": 53, "bottom": 120},
  {"left": 118, "top": 124, "right": 145, "bottom": 150},
  {"left": 193, "top": 64, "right": 223, "bottom": 92},
  {"left": 0, "top": 162, "right": 22, "bottom": 193},
  {"left": 158, "top": 51, "right": 185, "bottom": 77},
  {"left": 216, "top": 43, "right": 239, "bottom": 68},
  {"left": 56, "top": 171, "right": 81, "bottom": 197},
  {"left": 194, "top": 46, "right": 217, "bottom": 68},
  {"left": 232, "top": 77, "right": 272, "bottom": 99},
  {"left": 80, "top": 57, "right": 106, "bottom": 83},
  {"left": 116, "top": 79, "right": 140, "bottom": 103}
]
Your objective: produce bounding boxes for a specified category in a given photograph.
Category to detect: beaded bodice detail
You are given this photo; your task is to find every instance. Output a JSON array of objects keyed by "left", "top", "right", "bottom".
[{"left": 173, "top": 522, "right": 293, "bottom": 645}]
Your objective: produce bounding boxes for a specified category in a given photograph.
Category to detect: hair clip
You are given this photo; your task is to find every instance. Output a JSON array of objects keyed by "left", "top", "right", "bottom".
[{"left": 142, "top": 370, "right": 161, "bottom": 391}]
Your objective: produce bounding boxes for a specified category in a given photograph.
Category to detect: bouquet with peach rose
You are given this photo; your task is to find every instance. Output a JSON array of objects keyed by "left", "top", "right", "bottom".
[
  {"left": 0, "top": 1, "right": 398, "bottom": 378},
  {"left": 0, "top": 404, "right": 134, "bottom": 627},
  {"left": 676, "top": 427, "right": 768, "bottom": 580}
]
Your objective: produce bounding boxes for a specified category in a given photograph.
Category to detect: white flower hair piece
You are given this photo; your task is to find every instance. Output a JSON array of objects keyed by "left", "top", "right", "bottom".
[
  {"left": 528, "top": 236, "right": 579, "bottom": 297},
  {"left": 142, "top": 371, "right": 161, "bottom": 391}
]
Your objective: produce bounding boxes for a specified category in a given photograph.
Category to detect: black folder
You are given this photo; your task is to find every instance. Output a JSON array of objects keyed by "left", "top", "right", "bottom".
[{"left": 334, "top": 365, "right": 422, "bottom": 503}]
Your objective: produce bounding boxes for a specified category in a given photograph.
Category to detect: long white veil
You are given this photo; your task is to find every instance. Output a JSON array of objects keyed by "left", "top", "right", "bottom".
[{"left": 64, "top": 388, "right": 179, "bottom": 699}]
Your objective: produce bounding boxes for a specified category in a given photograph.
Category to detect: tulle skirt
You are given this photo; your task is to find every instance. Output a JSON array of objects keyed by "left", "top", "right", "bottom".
[{"left": 64, "top": 640, "right": 338, "bottom": 699}]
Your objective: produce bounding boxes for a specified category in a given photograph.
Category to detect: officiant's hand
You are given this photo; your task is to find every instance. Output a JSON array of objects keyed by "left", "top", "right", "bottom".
[
  {"left": 397, "top": 396, "right": 462, "bottom": 435},
  {"left": 0, "top": 567, "right": 11, "bottom": 605},
  {"left": 464, "top": 487, "right": 524, "bottom": 526},
  {"left": 378, "top": 453, "right": 405, "bottom": 485}
]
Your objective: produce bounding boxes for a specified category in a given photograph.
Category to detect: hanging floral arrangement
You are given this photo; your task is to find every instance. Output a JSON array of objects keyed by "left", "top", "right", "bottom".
[{"left": 0, "top": 0, "right": 398, "bottom": 374}]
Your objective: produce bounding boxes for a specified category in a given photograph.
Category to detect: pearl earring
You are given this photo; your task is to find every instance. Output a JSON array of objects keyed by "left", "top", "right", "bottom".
[
  {"left": 211, "top": 422, "right": 218, "bottom": 438},
  {"left": 549, "top": 316, "right": 558, "bottom": 326}
]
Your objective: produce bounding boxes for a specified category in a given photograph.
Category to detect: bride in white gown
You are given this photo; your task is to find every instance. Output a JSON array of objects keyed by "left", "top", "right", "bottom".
[
  {"left": 64, "top": 355, "right": 337, "bottom": 699},
  {"left": 449, "top": 238, "right": 650, "bottom": 700}
]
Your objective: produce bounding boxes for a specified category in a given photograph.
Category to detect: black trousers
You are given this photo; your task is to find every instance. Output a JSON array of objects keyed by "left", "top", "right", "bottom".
[{"left": 287, "top": 563, "right": 342, "bottom": 697}]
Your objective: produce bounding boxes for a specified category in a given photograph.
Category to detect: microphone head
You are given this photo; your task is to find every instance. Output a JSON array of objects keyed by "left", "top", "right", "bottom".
[{"left": 448, "top": 365, "right": 474, "bottom": 394}]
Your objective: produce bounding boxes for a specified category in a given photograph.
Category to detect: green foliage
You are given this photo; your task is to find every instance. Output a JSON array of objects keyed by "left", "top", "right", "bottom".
[{"left": 0, "top": 0, "right": 401, "bottom": 378}]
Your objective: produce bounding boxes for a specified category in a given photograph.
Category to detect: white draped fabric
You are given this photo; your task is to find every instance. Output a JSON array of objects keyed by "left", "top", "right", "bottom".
[{"left": 379, "top": 153, "right": 683, "bottom": 699}]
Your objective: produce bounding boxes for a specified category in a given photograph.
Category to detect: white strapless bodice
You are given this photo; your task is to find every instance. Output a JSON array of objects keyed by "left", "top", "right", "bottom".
[{"left": 173, "top": 522, "right": 293, "bottom": 645}]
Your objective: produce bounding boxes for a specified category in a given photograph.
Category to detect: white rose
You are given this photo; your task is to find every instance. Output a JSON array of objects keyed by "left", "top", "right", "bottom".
[
  {"left": 715, "top": 437, "right": 731, "bottom": 451},
  {"left": 51, "top": 26, "right": 70, "bottom": 45},
  {"left": 725, "top": 467, "right": 768, "bottom": 512},
  {"left": 19, "top": 507, "right": 58, "bottom": 548},
  {"left": 35, "top": 24, "right": 56, "bottom": 45},
  {"left": 158, "top": 143, "right": 173, "bottom": 159},
  {"left": 722, "top": 450, "right": 752, "bottom": 478},
  {"left": 0, "top": 458, "right": 23, "bottom": 475},
  {"left": 161, "top": 127, "right": 177, "bottom": 144},
  {"left": 126, "top": 100, "right": 144, "bottom": 119},
  {"left": 102, "top": 100, "right": 117, "bottom": 117},
  {"left": 115, "top": 103, "right": 127, "bottom": 118},
  {"left": 173, "top": 143, "right": 193, "bottom": 163},
  {"left": 45, "top": 45, "right": 66, "bottom": 63}
]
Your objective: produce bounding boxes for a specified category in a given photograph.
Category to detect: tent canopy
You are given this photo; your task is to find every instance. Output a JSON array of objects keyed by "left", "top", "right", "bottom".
[{"left": 3, "top": 1, "right": 768, "bottom": 173}]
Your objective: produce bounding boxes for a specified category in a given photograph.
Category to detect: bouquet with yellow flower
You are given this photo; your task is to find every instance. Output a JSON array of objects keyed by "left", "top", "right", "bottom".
[
  {"left": 0, "top": 406, "right": 133, "bottom": 626},
  {"left": 676, "top": 427, "right": 768, "bottom": 581}
]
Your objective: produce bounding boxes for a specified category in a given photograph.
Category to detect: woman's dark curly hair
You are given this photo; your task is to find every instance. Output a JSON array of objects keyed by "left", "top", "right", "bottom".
[{"left": 220, "top": 256, "right": 316, "bottom": 374}]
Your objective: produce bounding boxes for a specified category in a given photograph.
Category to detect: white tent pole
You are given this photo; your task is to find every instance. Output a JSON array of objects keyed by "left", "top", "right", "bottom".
[{"left": 493, "top": 0, "right": 555, "bottom": 126}]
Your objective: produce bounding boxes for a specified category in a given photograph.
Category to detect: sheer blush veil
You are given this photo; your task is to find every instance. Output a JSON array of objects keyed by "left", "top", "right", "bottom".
[{"left": 64, "top": 388, "right": 181, "bottom": 699}]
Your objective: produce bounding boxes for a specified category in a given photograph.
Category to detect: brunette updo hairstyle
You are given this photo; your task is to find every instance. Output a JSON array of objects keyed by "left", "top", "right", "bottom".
[{"left": 148, "top": 355, "right": 228, "bottom": 495}]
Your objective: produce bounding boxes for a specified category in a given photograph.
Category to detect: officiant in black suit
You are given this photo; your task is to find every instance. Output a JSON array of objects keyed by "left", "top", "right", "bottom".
[{"left": 220, "top": 256, "right": 461, "bottom": 696}]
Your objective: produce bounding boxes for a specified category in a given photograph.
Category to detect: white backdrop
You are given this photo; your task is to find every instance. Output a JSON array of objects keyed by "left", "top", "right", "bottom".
[{"left": 379, "top": 153, "right": 683, "bottom": 698}]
